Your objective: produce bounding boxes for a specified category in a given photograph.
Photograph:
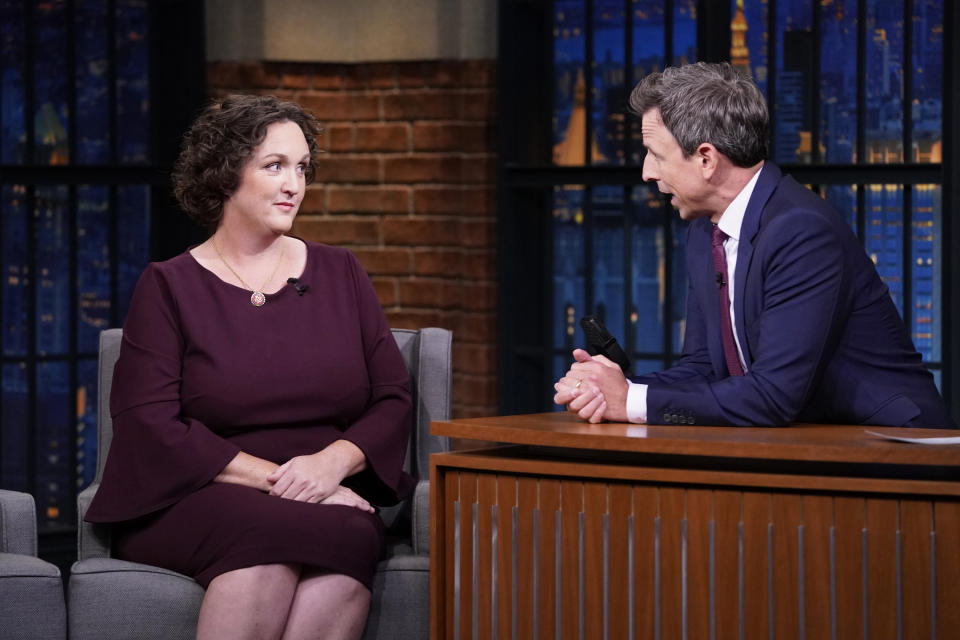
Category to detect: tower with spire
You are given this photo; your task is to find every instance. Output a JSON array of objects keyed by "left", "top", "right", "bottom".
[
  {"left": 553, "top": 68, "right": 605, "bottom": 165},
  {"left": 730, "top": 0, "right": 751, "bottom": 76}
]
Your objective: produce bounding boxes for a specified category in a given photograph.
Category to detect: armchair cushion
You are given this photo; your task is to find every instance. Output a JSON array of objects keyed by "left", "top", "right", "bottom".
[
  {"left": 76, "top": 483, "right": 110, "bottom": 561},
  {"left": 363, "top": 553, "right": 430, "bottom": 640},
  {"left": 412, "top": 480, "right": 431, "bottom": 556},
  {"left": 69, "top": 558, "right": 203, "bottom": 640},
  {"left": 70, "top": 327, "right": 452, "bottom": 640},
  {"left": 0, "top": 489, "right": 38, "bottom": 556},
  {"left": 0, "top": 490, "right": 67, "bottom": 640}
]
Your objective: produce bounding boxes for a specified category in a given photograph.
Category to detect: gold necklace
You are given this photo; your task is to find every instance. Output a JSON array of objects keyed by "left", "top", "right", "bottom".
[{"left": 213, "top": 239, "right": 286, "bottom": 307}]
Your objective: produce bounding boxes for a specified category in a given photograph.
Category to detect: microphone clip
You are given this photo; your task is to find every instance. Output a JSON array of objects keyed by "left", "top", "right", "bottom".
[
  {"left": 287, "top": 277, "right": 309, "bottom": 296},
  {"left": 715, "top": 271, "right": 726, "bottom": 289}
]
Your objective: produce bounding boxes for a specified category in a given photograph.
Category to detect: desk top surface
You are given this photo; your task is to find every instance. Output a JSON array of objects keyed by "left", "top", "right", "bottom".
[{"left": 431, "top": 412, "right": 960, "bottom": 467}]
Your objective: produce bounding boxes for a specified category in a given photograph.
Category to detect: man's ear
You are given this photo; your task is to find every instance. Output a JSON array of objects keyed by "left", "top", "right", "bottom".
[{"left": 696, "top": 142, "right": 719, "bottom": 179}]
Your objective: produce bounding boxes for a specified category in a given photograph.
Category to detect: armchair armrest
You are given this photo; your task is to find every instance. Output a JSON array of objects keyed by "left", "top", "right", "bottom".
[
  {"left": 77, "top": 483, "right": 112, "bottom": 560},
  {"left": 411, "top": 480, "right": 430, "bottom": 556},
  {"left": 0, "top": 489, "right": 37, "bottom": 556}
]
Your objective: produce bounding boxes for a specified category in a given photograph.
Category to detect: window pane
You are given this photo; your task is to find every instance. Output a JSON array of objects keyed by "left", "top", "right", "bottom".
[
  {"left": 554, "top": 0, "right": 587, "bottom": 166},
  {"left": 592, "top": 0, "right": 625, "bottom": 165},
  {"left": 633, "top": 358, "right": 665, "bottom": 377},
  {"left": 593, "top": 186, "right": 625, "bottom": 341},
  {"left": 76, "top": 0, "right": 111, "bottom": 165},
  {"left": 912, "top": 0, "right": 942, "bottom": 163},
  {"left": 77, "top": 186, "right": 111, "bottom": 352},
  {"left": 1, "top": 362, "right": 28, "bottom": 491},
  {"left": 630, "top": 0, "right": 665, "bottom": 165},
  {"left": 671, "top": 217, "right": 689, "bottom": 353},
  {"left": 0, "top": 0, "right": 27, "bottom": 163},
  {"left": 116, "top": 0, "right": 150, "bottom": 164},
  {"left": 630, "top": 185, "right": 664, "bottom": 352},
  {"left": 553, "top": 186, "right": 586, "bottom": 350},
  {"left": 912, "top": 184, "right": 940, "bottom": 362},
  {"left": 731, "top": 0, "right": 769, "bottom": 98},
  {"left": 673, "top": 0, "right": 696, "bottom": 65},
  {"left": 820, "top": 0, "right": 857, "bottom": 163},
  {"left": 864, "top": 184, "right": 903, "bottom": 314},
  {"left": 34, "top": 0, "right": 70, "bottom": 165},
  {"left": 823, "top": 185, "right": 858, "bottom": 235},
  {"left": 773, "top": 0, "right": 813, "bottom": 164},
  {"left": 865, "top": 0, "right": 903, "bottom": 163},
  {"left": 36, "top": 361, "right": 70, "bottom": 529},
  {"left": 36, "top": 185, "right": 70, "bottom": 356},
  {"left": 77, "top": 358, "right": 98, "bottom": 490},
  {"left": 117, "top": 185, "right": 150, "bottom": 321},
  {"left": 2, "top": 184, "right": 28, "bottom": 356}
]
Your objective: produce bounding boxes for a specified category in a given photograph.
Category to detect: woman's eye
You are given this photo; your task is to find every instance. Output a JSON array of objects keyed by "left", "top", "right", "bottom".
[
  {"left": 296, "top": 164, "right": 306, "bottom": 175},
  {"left": 266, "top": 162, "right": 281, "bottom": 171}
]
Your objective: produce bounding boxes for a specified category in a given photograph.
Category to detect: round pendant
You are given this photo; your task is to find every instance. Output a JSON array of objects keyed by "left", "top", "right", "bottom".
[{"left": 250, "top": 291, "right": 266, "bottom": 307}]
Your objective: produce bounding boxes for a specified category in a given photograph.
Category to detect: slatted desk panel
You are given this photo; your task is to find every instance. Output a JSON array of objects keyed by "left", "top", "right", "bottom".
[{"left": 429, "top": 413, "right": 960, "bottom": 640}]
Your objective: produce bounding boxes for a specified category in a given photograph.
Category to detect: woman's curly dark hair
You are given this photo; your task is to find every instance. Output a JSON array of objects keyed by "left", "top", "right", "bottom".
[{"left": 172, "top": 94, "right": 322, "bottom": 232}]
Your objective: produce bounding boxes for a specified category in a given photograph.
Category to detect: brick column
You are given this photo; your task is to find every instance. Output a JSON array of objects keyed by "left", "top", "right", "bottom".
[{"left": 208, "top": 60, "right": 498, "bottom": 418}]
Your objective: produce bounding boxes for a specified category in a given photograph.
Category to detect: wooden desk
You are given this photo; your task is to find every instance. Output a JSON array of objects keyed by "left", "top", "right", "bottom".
[{"left": 429, "top": 413, "right": 960, "bottom": 639}]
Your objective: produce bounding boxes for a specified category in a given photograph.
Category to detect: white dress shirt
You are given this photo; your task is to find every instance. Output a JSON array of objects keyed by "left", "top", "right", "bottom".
[{"left": 625, "top": 168, "right": 762, "bottom": 423}]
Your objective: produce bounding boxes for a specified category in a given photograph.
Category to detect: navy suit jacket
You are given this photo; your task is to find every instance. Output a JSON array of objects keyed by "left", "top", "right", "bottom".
[{"left": 633, "top": 163, "right": 954, "bottom": 428}]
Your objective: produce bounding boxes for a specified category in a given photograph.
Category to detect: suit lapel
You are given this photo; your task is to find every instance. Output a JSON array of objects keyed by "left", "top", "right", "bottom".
[{"left": 733, "top": 162, "right": 781, "bottom": 368}]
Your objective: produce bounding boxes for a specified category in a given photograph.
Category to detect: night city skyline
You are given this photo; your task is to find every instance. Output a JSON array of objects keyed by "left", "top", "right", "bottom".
[
  {"left": 0, "top": 0, "right": 949, "bottom": 532},
  {"left": 1, "top": 0, "right": 150, "bottom": 530},
  {"left": 550, "top": 0, "right": 943, "bottom": 393}
]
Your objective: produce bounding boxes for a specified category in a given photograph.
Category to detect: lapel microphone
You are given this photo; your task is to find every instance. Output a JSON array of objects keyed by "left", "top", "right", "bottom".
[
  {"left": 715, "top": 271, "right": 726, "bottom": 288},
  {"left": 287, "top": 277, "right": 309, "bottom": 296}
]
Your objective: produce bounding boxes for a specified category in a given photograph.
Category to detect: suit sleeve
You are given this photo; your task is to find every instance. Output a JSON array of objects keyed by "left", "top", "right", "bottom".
[
  {"left": 84, "top": 264, "right": 241, "bottom": 523},
  {"left": 646, "top": 210, "right": 846, "bottom": 426},
  {"left": 336, "top": 253, "right": 416, "bottom": 505}
]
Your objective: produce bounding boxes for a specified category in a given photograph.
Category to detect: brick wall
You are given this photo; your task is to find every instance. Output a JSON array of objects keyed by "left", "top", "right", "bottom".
[{"left": 207, "top": 60, "right": 498, "bottom": 418}]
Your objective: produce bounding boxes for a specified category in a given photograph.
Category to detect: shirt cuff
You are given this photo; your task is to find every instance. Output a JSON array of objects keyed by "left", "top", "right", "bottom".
[{"left": 625, "top": 380, "right": 648, "bottom": 424}]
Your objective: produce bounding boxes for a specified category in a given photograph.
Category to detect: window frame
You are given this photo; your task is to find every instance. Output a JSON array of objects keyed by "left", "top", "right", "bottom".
[
  {"left": 0, "top": 0, "right": 206, "bottom": 550},
  {"left": 497, "top": 0, "right": 959, "bottom": 418}
]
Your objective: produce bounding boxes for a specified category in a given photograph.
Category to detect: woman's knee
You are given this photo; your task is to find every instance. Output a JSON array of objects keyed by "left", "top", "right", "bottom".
[
  {"left": 298, "top": 571, "right": 370, "bottom": 604},
  {"left": 208, "top": 563, "right": 301, "bottom": 593}
]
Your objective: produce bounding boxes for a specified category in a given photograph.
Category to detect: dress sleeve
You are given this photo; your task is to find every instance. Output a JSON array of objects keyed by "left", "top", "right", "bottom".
[
  {"left": 337, "top": 253, "right": 416, "bottom": 506},
  {"left": 84, "top": 263, "right": 241, "bottom": 523}
]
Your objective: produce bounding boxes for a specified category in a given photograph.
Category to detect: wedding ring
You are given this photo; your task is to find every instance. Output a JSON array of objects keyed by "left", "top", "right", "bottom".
[{"left": 575, "top": 379, "right": 583, "bottom": 389}]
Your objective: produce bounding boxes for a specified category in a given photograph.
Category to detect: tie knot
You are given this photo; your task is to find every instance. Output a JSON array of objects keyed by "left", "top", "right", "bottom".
[{"left": 711, "top": 224, "right": 728, "bottom": 248}]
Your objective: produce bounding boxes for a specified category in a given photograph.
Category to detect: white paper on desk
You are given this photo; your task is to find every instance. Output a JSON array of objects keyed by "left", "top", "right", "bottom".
[{"left": 865, "top": 430, "right": 960, "bottom": 445}]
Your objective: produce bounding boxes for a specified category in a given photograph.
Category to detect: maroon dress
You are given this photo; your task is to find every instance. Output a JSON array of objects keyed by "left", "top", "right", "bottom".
[{"left": 85, "top": 240, "right": 415, "bottom": 589}]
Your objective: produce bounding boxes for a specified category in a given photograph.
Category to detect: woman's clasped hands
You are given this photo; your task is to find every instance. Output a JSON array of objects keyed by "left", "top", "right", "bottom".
[{"left": 268, "top": 447, "right": 374, "bottom": 513}]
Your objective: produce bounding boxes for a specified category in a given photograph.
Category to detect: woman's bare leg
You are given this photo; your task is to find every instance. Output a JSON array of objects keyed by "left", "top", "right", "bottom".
[
  {"left": 280, "top": 571, "right": 371, "bottom": 640},
  {"left": 197, "top": 563, "right": 301, "bottom": 640}
]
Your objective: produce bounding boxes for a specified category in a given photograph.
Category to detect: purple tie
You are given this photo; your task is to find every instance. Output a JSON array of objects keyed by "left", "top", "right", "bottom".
[{"left": 711, "top": 225, "right": 744, "bottom": 377}]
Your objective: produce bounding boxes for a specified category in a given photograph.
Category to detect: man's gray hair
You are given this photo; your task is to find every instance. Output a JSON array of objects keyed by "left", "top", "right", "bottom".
[{"left": 630, "top": 62, "right": 769, "bottom": 167}]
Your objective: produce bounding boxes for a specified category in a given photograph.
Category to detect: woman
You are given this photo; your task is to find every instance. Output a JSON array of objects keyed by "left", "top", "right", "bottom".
[{"left": 85, "top": 94, "right": 415, "bottom": 640}]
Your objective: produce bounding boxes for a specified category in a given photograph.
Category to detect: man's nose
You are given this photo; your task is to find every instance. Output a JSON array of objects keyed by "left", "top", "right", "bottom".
[{"left": 641, "top": 153, "right": 657, "bottom": 182}]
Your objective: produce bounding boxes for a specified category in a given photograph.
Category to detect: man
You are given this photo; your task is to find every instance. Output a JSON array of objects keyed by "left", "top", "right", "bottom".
[{"left": 554, "top": 62, "right": 953, "bottom": 428}]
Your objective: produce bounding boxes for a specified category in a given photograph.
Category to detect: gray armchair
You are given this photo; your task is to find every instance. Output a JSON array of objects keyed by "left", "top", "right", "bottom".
[
  {"left": 69, "top": 327, "right": 451, "bottom": 639},
  {"left": 0, "top": 489, "right": 67, "bottom": 640}
]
